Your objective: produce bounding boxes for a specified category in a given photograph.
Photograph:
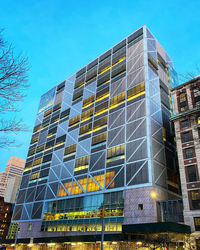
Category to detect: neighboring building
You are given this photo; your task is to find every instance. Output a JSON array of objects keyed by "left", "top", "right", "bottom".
[
  {"left": 12, "top": 26, "right": 190, "bottom": 248},
  {"left": 4, "top": 176, "right": 22, "bottom": 204},
  {"left": 171, "top": 76, "right": 200, "bottom": 238},
  {"left": 0, "top": 157, "right": 25, "bottom": 200},
  {"left": 0, "top": 197, "right": 13, "bottom": 239},
  {"left": 0, "top": 172, "right": 7, "bottom": 197}
]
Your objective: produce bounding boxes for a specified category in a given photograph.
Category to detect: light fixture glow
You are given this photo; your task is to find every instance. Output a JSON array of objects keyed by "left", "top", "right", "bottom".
[{"left": 151, "top": 192, "right": 157, "bottom": 198}]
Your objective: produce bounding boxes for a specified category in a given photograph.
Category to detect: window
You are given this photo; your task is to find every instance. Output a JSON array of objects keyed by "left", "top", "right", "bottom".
[
  {"left": 33, "top": 158, "right": 42, "bottom": 166},
  {"left": 92, "top": 132, "right": 107, "bottom": 146},
  {"left": 81, "top": 108, "right": 94, "bottom": 122},
  {"left": 127, "top": 82, "right": 145, "bottom": 101},
  {"left": 107, "top": 144, "right": 125, "bottom": 162},
  {"left": 95, "top": 101, "right": 108, "bottom": 116},
  {"left": 30, "top": 172, "right": 39, "bottom": 180},
  {"left": 55, "top": 135, "right": 66, "bottom": 147},
  {"left": 75, "top": 156, "right": 89, "bottom": 172},
  {"left": 30, "top": 135, "right": 39, "bottom": 144},
  {"left": 181, "top": 131, "right": 192, "bottom": 143},
  {"left": 110, "top": 92, "right": 125, "bottom": 109},
  {"left": 138, "top": 204, "right": 143, "bottom": 210},
  {"left": 79, "top": 123, "right": 92, "bottom": 135},
  {"left": 28, "top": 148, "right": 36, "bottom": 157},
  {"left": 82, "top": 95, "right": 95, "bottom": 109},
  {"left": 194, "top": 217, "right": 200, "bottom": 230},
  {"left": 186, "top": 165, "right": 197, "bottom": 182},
  {"left": 36, "top": 144, "right": 45, "bottom": 153},
  {"left": 193, "top": 86, "right": 200, "bottom": 106},
  {"left": 179, "top": 92, "right": 187, "bottom": 112},
  {"left": 184, "top": 148, "right": 194, "bottom": 159},
  {"left": 44, "top": 108, "right": 52, "bottom": 118},
  {"left": 189, "top": 190, "right": 200, "bottom": 209},
  {"left": 64, "top": 144, "right": 77, "bottom": 156},
  {"left": 69, "top": 115, "right": 80, "bottom": 127},
  {"left": 180, "top": 119, "right": 189, "bottom": 129},
  {"left": 93, "top": 116, "right": 107, "bottom": 132}
]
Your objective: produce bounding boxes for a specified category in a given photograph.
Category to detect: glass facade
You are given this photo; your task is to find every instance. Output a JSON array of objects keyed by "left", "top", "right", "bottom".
[{"left": 12, "top": 26, "right": 179, "bottom": 238}]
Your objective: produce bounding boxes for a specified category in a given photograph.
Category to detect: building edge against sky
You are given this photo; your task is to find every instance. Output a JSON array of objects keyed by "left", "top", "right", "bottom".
[{"left": 11, "top": 25, "right": 186, "bottom": 243}]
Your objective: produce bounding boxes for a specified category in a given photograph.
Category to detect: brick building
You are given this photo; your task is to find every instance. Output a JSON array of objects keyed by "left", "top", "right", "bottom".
[
  {"left": 0, "top": 197, "right": 13, "bottom": 239},
  {"left": 171, "top": 76, "right": 200, "bottom": 239}
]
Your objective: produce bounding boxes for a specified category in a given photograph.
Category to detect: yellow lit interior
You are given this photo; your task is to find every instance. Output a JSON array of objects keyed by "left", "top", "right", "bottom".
[
  {"left": 109, "top": 92, "right": 125, "bottom": 110},
  {"left": 81, "top": 108, "right": 94, "bottom": 122},
  {"left": 96, "top": 92, "right": 110, "bottom": 103},
  {"left": 58, "top": 171, "right": 115, "bottom": 197},
  {"left": 99, "top": 65, "right": 111, "bottom": 75},
  {"left": 112, "top": 56, "right": 126, "bottom": 67}
]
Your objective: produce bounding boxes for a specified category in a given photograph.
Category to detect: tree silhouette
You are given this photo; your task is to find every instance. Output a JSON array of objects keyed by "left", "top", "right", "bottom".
[{"left": 0, "top": 29, "right": 30, "bottom": 148}]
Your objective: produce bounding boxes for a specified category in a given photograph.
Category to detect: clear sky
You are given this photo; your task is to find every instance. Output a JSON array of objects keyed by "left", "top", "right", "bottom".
[{"left": 0, "top": 0, "right": 200, "bottom": 171}]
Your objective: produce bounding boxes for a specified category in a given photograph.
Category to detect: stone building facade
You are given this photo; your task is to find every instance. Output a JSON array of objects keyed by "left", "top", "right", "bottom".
[{"left": 171, "top": 76, "right": 200, "bottom": 235}]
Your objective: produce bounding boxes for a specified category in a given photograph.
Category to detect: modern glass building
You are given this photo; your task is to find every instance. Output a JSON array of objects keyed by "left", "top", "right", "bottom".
[{"left": 11, "top": 25, "right": 188, "bottom": 246}]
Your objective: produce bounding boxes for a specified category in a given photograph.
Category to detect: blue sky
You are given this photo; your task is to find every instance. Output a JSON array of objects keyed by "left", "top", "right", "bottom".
[{"left": 0, "top": 0, "right": 200, "bottom": 171}]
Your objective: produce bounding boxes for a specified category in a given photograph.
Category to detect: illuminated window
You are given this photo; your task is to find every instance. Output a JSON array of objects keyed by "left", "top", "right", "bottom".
[
  {"left": 71, "top": 180, "right": 83, "bottom": 195},
  {"left": 27, "top": 148, "right": 36, "bottom": 157},
  {"left": 87, "top": 175, "right": 103, "bottom": 192},
  {"left": 93, "top": 116, "right": 107, "bottom": 133},
  {"left": 75, "top": 156, "right": 89, "bottom": 172},
  {"left": 194, "top": 217, "right": 200, "bottom": 230},
  {"left": 179, "top": 92, "right": 187, "bottom": 112},
  {"left": 58, "top": 184, "right": 68, "bottom": 197},
  {"left": 95, "top": 101, "right": 108, "bottom": 116},
  {"left": 92, "top": 132, "right": 107, "bottom": 146},
  {"left": 64, "top": 144, "right": 77, "bottom": 157},
  {"left": 107, "top": 144, "right": 125, "bottom": 162},
  {"left": 127, "top": 82, "right": 145, "bottom": 101},
  {"left": 30, "top": 172, "right": 40, "bottom": 180},
  {"left": 69, "top": 115, "right": 80, "bottom": 127},
  {"left": 189, "top": 190, "right": 200, "bottom": 209},
  {"left": 33, "top": 158, "right": 42, "bottom": 166},
  {"left": 44, "top": 108, "right": 52, "bottom": 118},
  {"left": 112, "top": 56, "right": 126, "bottom": 67},
  {"left": 82, "top": 95, "right": 95, "bottom": 109},
  {"left": 110, "top": 92, "right": 125, "bottom": 109},
  {"left": 24, "top": 161, "right": 32, "bottom": 171},
  {"left": 28, "top": 224, "right": 32, "bottom": 231},
  {"left": 105, "top": 171, "right": 115, "bottom": 187},
  {"left": 30, "top": 135, "right": 39, "bottom": 144},
  {"left": 96, "top": 91, "right": 109, "bottom": 103},
  {"left": 81, "top": 108, "right": 94, "bottom": 122},
  {"left": 79, "top": 123, "right": 92, "bottom": 136},
  {"left": 36, "top": 144, "right": 45, "bottom": 153}
]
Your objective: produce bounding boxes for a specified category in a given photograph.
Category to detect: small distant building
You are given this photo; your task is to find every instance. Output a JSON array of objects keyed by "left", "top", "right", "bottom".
[
  {"left": 0, "top": 172, "right": 7, "bottom": 197},
  {"left": 0, "top": 197, "right": 13, "bottom": 239},
  {"left": 0, "top": 157, "right": 25, "bottom": 200},
  {"left": 171, "top": 76, "right": 200, "bottom": 243},
  {"left": 4, "top": 176, "right": 22, "bottom": 204}
]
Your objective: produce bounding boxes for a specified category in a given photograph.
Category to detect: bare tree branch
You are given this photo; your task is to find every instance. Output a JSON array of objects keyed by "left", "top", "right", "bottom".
[{"left": 0, "top": 29, "right": 30, "bottom": 148}]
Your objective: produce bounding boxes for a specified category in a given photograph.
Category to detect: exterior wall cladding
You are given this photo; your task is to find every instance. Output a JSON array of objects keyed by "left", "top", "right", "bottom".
[{"left": 12, "top": 25, "right": 180, "bottom": 239}]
